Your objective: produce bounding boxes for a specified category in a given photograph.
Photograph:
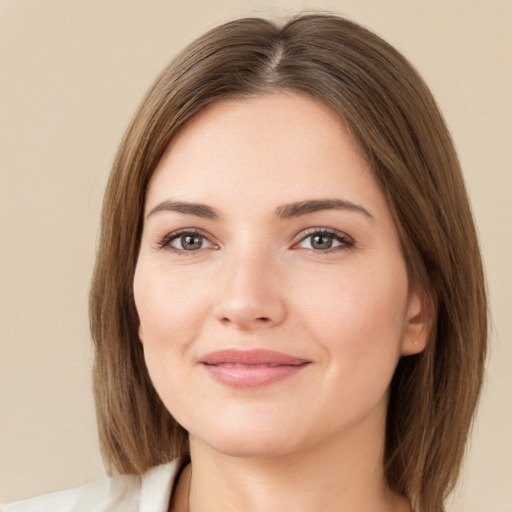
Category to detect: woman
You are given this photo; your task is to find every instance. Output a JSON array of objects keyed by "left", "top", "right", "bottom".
[{"left": 4, "top": 13, "right": 487, "bottom": 512}]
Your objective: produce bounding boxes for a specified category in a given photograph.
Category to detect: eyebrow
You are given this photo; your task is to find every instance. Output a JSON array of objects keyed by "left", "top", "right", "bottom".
[
  {"left": 146, "top": 201, "right": 220, "bottom": 219},
  {"left": 146, "top": 199, "right": 374, "bottom": 221},
  {"left": 274, "top": 199, "right": 374, "bottom": 221}
]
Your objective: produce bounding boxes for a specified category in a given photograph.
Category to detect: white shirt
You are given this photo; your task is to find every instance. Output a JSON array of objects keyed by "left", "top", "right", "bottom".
[{"left": 1, "top": 460, "right": 179, "bottom": 512}]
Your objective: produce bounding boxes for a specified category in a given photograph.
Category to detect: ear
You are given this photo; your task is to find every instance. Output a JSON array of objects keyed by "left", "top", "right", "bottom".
[
  {"left": 400, "top": 288, "right": 434, "bottom": 356},
  {"left": 138, "top": 324, "right": 144, "bottom": 345}
]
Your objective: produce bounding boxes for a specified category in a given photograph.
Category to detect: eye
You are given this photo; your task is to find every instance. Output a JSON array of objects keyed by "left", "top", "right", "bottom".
[
  {"left": 295, "top": 229, "right": 353, "bottom": 253},
  {"left": 157, "top": 230, "right": 215, "bottom": 253},
  {"left": 171, "top": 233, "right": 210, "bottom": 251}
]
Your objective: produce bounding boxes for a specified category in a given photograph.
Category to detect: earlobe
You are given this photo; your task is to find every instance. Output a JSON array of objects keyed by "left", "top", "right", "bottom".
[{"left": 401, "top": 289, "right": 434, "bottom": 356}]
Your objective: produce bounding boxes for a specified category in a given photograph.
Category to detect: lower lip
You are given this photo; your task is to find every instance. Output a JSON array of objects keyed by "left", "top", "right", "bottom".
[{"left": 202, "top": 363, "right": 309, "bottom": 389}]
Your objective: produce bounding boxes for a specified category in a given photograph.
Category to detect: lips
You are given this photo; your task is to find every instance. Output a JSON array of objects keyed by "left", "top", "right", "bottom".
[{"left": 199, "top": 349, "right": 311, "bottom": 388}]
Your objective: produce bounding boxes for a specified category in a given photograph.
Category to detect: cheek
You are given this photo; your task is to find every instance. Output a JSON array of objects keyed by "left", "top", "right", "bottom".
[
  {"left": 133, "top": 264, "right": 211, "bottom": 408},
  {"left": 295, "top": 263, "right": 409, "bottom": 379},
  {"left": 134, "top": 264, "right": 210, "bottom": 345}
]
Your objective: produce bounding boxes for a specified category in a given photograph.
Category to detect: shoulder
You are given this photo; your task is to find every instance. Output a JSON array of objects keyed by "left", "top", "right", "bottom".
[{"left": 1, "top": 460, "right": 180, "bottom": 512}]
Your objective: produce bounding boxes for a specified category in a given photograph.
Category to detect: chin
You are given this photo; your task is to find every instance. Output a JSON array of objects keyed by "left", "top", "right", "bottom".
[{"left": 187, "top": 414, "right": 307, "bottom": 459}]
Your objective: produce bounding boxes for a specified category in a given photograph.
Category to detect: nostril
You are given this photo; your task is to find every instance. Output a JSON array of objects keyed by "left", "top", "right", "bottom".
[{"left": 219, "top": 317, "right": 270, "bottom": 329}]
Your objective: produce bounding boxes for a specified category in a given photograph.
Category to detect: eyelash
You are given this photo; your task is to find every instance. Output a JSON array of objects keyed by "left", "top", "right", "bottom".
[
  {"left": 156, "top": 228, "right": 216, "bottom": 255},
  {"left": 155, "top": 228, "right": 354, "bottom": 255},
  {"left": 294, "top": 228, "right": 354, "bottom": 254}
]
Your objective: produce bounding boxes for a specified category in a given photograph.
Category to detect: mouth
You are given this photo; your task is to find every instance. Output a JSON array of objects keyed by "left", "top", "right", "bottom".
[{"left": 199, "top": 349, "right": 311, "bottom": 389}]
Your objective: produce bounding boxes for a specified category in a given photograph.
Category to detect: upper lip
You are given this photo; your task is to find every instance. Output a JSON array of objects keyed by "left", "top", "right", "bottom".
[{"left": 199, "top": 349, "right": 310, "bottom": 366}]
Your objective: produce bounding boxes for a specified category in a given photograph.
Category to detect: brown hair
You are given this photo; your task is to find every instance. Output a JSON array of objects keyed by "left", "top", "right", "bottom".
[{"left": 90, "top": 13, "right": 487, "bottom": 512}]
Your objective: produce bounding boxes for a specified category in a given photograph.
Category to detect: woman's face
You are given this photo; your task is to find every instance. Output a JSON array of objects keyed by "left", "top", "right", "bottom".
[{"left": 134, "top": 93, "right": 427, "bottom": 458}]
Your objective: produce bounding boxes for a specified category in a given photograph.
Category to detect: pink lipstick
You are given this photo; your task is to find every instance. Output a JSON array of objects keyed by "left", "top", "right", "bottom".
[{"left": 199, "top": 349, "right": 310, "bottom": 388}]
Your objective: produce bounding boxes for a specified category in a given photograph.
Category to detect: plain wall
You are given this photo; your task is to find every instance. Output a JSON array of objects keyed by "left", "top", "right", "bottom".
[{"left": 1, "top": 1, "right": 511, "bottom": 510}]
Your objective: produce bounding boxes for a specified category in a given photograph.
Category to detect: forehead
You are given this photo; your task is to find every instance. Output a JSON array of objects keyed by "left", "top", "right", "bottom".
[{"left": 145, "top": 93, "right": 382, "bottom": 217}]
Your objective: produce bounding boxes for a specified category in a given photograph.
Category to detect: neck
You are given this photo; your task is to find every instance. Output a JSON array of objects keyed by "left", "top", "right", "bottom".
[{"left": 177, "top": 406, "right": 410, "bottom": 512}]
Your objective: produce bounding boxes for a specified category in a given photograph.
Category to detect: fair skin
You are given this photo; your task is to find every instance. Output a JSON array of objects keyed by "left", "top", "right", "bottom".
[{"left": 134, "top": 93, "right": 429, "bottom": 512}]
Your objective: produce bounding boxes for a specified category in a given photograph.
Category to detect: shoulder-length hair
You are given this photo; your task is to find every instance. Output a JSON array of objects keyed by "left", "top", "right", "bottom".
[{"left": 90, "top": 13, "right": 487, "bottom": 512}]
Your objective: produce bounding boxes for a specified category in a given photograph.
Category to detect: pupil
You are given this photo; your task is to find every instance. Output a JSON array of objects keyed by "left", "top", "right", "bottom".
[
  {"left": 182, "top": 234, "right": 201, "bottom": 250},
  {"left": 312, "top": 234, "right": 332, "bottom": 250}
]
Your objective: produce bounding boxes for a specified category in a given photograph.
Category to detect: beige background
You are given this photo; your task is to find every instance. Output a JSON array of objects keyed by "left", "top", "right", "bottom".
[{"left": 1, "top": 0, "right": 511, "bottom": 509}]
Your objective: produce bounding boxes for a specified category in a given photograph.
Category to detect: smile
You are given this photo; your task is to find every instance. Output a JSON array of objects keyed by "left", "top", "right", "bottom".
[{"left": 199, "top": 349, "right": 311, "bottom": 389}]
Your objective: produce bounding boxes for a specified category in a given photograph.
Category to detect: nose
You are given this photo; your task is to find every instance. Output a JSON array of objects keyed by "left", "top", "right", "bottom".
[{"left": 213, "top": 249, "right": 287, "bottom": 331}]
